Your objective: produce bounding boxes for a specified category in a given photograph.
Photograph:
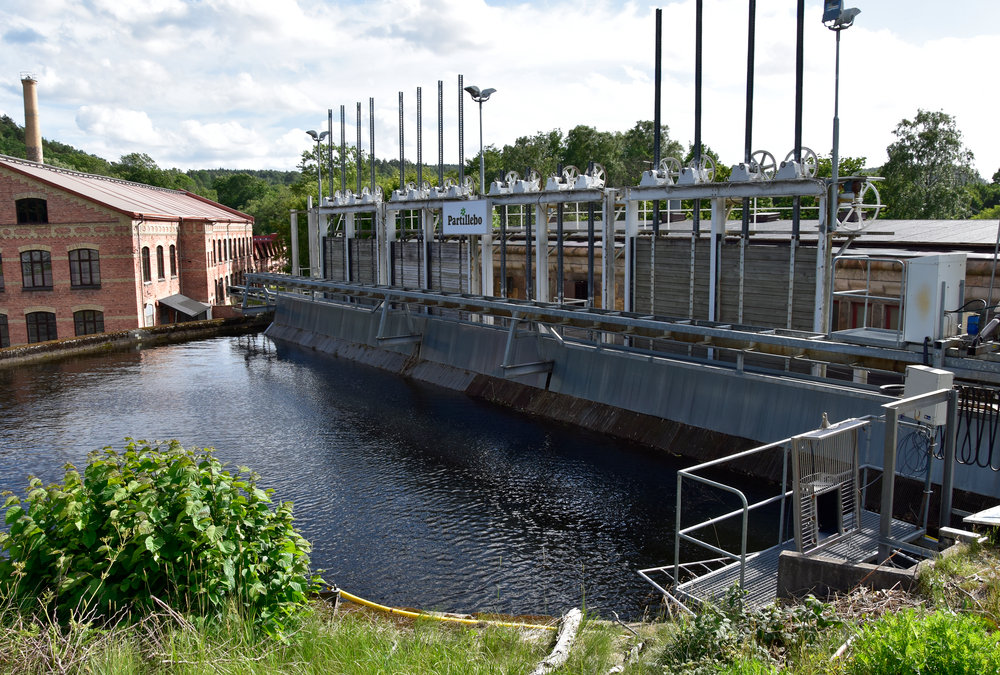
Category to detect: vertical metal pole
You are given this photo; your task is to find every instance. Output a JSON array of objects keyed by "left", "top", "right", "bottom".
[
  {"left": 356, "top": 102, "right": 363, "bottom": 194},
  {"left": 653, "top": 8, "right": 662, "bottom": 238},
  {"left": 313, "top": 140, "right": 323, "bottom": 204},
  {"left": 741, "top": 0, "right": 756, "bottom": 241},
  {"left": 458, "top": 75, "right": 465, "bottom": 185},
  {"left": 557, "top": 199, "right": 565, "bottom": 303},
  {"left": 477, "top": 101, "right": 485, "bottom": 195},
  {"left": 879, "top": 406, "right": 899, "bottom": 562},
  {"left": 327, "top": 109, "right": 334, "bottom": 200},
  {"left": 742, "top": 0, "right": 755, "bottom": 325},
  {"left": 340, "top": 105, "right": 346, "bottom": 193},
  {"left": 588, "top": 198, "right": 596, "bottom": 308},
  {"left": 674, "top": 473, "right": 683, "bottom": 589},
  {"left": 369, "top": 98, "right": 376, "bottom": 192},
  {"left": 417, "top": 86, "right": 423, "bottom": 189},
  {"left": 526, "top": 203, "right": 533, "bottom": 301},
  {"left": 438, "top": 80, "right": 444, "bottom": 186},
  {"left": 500, "top": 207, "right": 508, "bottom": 298},
  {"left": 398, "top": 91, "right": 405, "bottom": 190},
  {"left": 830, "top": 27, "right": 842, "bottom": 242},
  {"left": 940, "top": 389, "right": 958, "bottom": 529},
  {"left": 692, "top": 0, "right": 702, "bottom": 241},
  {"left": 792, "top": 0, "right": 804, "bottom": 239}
]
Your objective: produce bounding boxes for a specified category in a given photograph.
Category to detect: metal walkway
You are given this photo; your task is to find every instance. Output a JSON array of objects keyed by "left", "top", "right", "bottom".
[
  {"left": 241, "top": 274, "right": 1000, "bottom": 385},
  {"left": 667, "top": 511, "right": 920, "bottom": 609}
]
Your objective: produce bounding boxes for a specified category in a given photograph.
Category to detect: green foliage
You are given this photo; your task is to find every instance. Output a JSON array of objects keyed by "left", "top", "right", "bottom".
[
  {"left": 463, "top": 119, "right": 684, "bottom": 189},
  {"left": 213, "top": 173, "right": 271, "bottom": 212},
  {"left": 847, "top": 609, "right": 1000, "bottom": 674},
  {"left": 657, "top": 587, "right": 839, "bottom": 673},
  {"left": 879, "top": 109, "right": 978, "bottom": 219},
  {"left": 0, "top": 440, "right": 321, "bottom": 637}
]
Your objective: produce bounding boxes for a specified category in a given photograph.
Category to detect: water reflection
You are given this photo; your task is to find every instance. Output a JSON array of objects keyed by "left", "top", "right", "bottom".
[{"left": 0, "top": 335, "right": 773, "bottom": 618}]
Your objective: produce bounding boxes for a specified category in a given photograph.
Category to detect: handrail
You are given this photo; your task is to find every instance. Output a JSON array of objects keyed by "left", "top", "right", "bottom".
[
  {"left": 832, "top": 254, "right": 906, "bottom": 345},
  {"left": 672, "top": 438, "right": 792, "bottom": 598}
]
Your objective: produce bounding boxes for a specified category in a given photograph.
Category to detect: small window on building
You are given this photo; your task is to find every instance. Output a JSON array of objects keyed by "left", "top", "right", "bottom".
[
  {"left": 0, "top": 314, "right": 8, "bottom": 348},
  {"left": 884, "top": 303, "right": 900, "bottom": 331},
  {"left": 69, "top": 248, "right": 101, "bottom": 288},
  {"left": 156, "top": 245, "right": 165, "bottom": 280},
  {"left": 74, "top": 309, "right": 104, "bottom": 336},
  {"left": 169, "top": 244, "right": 177, "bottom": 277},
  {"left": 20, "top": 250, "right": 52, "bottom": 289},
  {"left": 15, "top": 198, "right": 48, "bottom": 224},
  {"left": 141, "top": 246, "right": 151, "bottom": 282},
  {"left": 26, "top": 311, "right": 57, "bottom": 343}
]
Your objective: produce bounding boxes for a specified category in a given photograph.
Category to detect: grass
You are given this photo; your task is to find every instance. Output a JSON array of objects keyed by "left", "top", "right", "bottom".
[
  {"left": 2, "top": 536, "right": 1000, "bottom": 673},
  {"left": 0, "top": 599, "right": 639, "bottom": 674}
]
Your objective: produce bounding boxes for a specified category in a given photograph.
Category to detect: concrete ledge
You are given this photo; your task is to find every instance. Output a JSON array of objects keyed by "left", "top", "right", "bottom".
[
  {"left": 0, "top": 314, "right": 270, "bottom": 368},
  {"left": 776, "top": 550, "right": 918, "bottom": 601}
]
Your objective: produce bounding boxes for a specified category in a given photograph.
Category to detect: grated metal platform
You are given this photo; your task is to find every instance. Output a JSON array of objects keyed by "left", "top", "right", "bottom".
[{"left": 668, "top": 510, "right": 922, "bottom": 609}]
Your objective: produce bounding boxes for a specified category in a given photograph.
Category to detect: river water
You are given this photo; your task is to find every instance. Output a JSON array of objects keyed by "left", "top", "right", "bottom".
[{"left": 0, "top": 334, "right": 770, "bottom": 619}]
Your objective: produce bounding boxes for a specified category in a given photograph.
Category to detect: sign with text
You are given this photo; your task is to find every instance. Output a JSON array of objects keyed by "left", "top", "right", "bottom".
[{"left": 442, "top": 200, "right": 490, "bottom": 235}]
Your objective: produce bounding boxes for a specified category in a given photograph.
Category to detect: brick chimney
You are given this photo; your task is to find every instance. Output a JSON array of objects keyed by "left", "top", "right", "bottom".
[{"left": 20, "top": 74, "right": 43, "bottom": 163}]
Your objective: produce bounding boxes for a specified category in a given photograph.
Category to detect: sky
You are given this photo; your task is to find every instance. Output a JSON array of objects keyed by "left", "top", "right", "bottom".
[{"left": 1, "top": 0, "right": 998, "bottom": 179}]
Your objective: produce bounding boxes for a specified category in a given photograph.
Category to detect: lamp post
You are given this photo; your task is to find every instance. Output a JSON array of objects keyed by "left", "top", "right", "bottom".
[
  {"left": 463, "top": 85, "right": 496, "bottom": 195},
  {"left": 825, "top": 4, "right": 860, "bottom": 234},
  {"left": 306, "top": 129, "right": 329, "bottom": 202}
]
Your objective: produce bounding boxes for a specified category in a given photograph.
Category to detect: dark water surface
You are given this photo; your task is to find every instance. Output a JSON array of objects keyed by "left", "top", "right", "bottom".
[{"left": 0, "top": 335, "right": 766, "bottom": 618}]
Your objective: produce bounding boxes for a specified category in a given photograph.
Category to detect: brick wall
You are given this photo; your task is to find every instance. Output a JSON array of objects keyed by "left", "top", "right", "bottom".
[{"left": 0, "top": 166, "right": 252, "bottom": 346}]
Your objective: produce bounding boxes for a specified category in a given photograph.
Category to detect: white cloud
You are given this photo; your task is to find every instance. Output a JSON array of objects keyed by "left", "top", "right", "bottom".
[
  {"left": 0, "top": 0, "right": 996, "bottom": 174},
  {"left": 75, "top": 106, "right": 161, "bottom": 146}
]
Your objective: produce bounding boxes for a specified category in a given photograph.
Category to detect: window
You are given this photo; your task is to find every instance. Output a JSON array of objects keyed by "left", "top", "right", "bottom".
[
  {"left": 68, "top": 249, "right": 101, "bottom": 288},
  {"left": 73, "top": 310, "right": 104, "bottom": 336},
  {"left": 141, "top": 246, "right": 151, "bottom": 282},
  {"left": 156, "top": 245, "right": 165, "bottom": 280},
  {"left": 884, "top": 303, "right": 900, "bottom": 331},
  {"left": 26, "top": 311, "right": 57, "bottom": 343},
  {"left": 169, "top": 244, "right": 177, "bottom": 277},
  {"left": 20, "top": 250, "right": 52, "bottom": 289},
  {"left": 0, "top": 314, "right": 8, "bottom": 348},
  {"left": 15, "top": 198, "right": 48, "bottom": 224}
]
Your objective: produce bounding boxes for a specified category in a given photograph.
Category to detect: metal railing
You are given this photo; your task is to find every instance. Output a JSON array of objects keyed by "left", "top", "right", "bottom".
[
  {"left": 646, "top": 438, "right": 793, "bottom": 603},
  {"left": 832, "top": 255, "right": 906, "bottom": 345}
]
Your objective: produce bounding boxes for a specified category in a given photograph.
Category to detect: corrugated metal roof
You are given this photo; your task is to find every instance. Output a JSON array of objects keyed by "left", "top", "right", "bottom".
[
  {"left": 0, "top": 154, "right": 251, "bottom": 222},
  {"left": 715, "top": 218, "right": 998, "bottom": 247}
]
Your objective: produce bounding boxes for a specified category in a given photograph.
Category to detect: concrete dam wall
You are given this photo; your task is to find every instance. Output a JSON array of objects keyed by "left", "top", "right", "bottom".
[{"left": 265, "top": 294, "right": 896, "bottom": 476}]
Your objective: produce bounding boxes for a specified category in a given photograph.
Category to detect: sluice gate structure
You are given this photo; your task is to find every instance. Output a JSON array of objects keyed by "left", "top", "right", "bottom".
[
  {"left": 255, "top": 0, "right": 1000, "bottom": 607},
  {"left": 248, "top": 167, "right": 1000, "bottom": 610}
]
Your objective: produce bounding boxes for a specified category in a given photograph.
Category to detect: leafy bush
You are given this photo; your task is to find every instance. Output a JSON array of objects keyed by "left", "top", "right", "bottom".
[
  {"left": 847, "top": 609, "right": 1000, "bottom": 674},
  {"left": 658, "top": 586, "right": 839, "bottom": 673},
  {"left": 0, "top": 440, "right": 322, "bottom": 636}
]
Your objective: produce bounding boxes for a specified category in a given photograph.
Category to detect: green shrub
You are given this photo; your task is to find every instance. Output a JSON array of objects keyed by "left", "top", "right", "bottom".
[
  {"left": 0, "top": 439, "right": 322, "bottom": 636},
  {"left": 657, "top": 586, "right": 839, "bottom": 673},
  {"left": 848, "top": 608, "right": 1000, "bottom": 674}
]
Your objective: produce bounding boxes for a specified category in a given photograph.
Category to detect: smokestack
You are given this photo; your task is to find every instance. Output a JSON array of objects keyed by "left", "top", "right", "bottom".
[{"left": 20, "top": 74, "right": 43, "bottom": 163}]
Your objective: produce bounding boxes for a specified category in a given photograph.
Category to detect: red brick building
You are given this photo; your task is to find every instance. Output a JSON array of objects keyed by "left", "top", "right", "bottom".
[{"left": 0, "top": 155, "right": 257, "bottom": 347}]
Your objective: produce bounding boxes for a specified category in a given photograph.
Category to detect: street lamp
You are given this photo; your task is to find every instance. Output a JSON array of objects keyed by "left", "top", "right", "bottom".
[
  {"left": 306, "top": 129, "right": 329, "bottom": 202},
  {"left": 824, "top": 3, "right": 860, "bottom": 232},
  {"left": 464, "top": 85, "right": 496, "bottom": 195}
]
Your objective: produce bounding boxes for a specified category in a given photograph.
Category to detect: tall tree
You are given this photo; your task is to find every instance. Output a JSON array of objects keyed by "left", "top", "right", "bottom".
[
  {"left": 110, "top": 153, "right": 170, "bottom": 187},
  {"left": 501, "top": 130, "right": 564, "bottom": 180},
  {"left": 562, "top": 125, "right": 622, "bottom": 184},
  {"left": 620, "top": 120, "right": 683, "bottom": 186},
  {"left": 879, "top": 109, "right": 977, "bottom": 219},
  {"left": 213, "top": 173, "right": 270, "bottom": 211}
]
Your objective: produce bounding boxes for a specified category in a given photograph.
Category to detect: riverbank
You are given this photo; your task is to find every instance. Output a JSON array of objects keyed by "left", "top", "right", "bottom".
[
  {"left": 0, "top": 313, "right": 272, "bottom": 369},
  {"left": 2, "top": 536, "right": 998, "bottom": 673}
]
